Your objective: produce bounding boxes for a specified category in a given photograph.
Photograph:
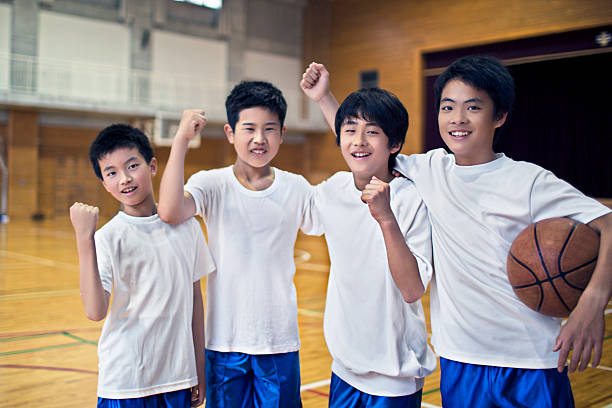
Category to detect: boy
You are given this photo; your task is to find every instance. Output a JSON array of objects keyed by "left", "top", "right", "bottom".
[
  {"left": 157, "top": 81, "right": 313, "bottom": 407},
  {"left": 307, "top": 87, "right": 436, "bottom": 406},
  {"left": 301, "top": 58, "right": 612, "bottom": 407},
  {"left": 69, "top": 124, "right": 215, "bottom": 407}
]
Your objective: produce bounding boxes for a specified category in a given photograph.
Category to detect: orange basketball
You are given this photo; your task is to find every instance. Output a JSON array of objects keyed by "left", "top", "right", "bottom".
[{"left": 507, "top": 217, "right": 599, "bottom": 317}]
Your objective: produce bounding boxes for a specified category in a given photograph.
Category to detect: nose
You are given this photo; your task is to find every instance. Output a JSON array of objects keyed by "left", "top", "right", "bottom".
[
  {"left": 352, "top": 130, "right": 368, "bottom": 146},
  {"left": 120, "top": 171, "right": 132, "bottom": 185},
  {"left": 252, "top": 130, "right": 265, "bottom": 144},
  {"left": 450, "top": 108, "right": 467, "bottom": 124}
]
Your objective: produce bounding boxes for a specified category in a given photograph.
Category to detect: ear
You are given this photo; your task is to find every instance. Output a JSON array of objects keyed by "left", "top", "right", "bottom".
[
  {"left": 149, "top": 157, "right": 158, "bottom": 177},
  {"left": 280, "top": 125, "right": 286, "bottom": 144},
  {"left": 389, "top": 142, "right": 402, "bottom": 155},
  {"left": 224, "top": 124, "right": 235, "bottom": 144},
  {"left": 100, "top": 178, "right": 111, "bottom": 194},
  {"left": 494, "top": 112, "right": 508, "bottom": 129}
]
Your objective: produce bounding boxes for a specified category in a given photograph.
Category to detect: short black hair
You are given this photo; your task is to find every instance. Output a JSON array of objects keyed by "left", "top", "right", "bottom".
[
  {"left": 89, "top": 124, "right": 154, "bottom": 180},
  {"left": 434, "top": 55, "right": 515, "bottom": 142},
  {"left": 335, "top": 88, "right": 408, "bottom": 171},
  {"left": 225, "top": 81, "right": 287, "bottom": 131}
]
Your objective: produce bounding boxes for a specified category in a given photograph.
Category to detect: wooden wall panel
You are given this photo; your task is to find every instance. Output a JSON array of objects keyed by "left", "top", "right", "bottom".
[
  {"left": 7, "top": 111, "right": 39, "bottom": 218},
  {"left": 303, "top": 0, "right": 612, "bottom": 175}
]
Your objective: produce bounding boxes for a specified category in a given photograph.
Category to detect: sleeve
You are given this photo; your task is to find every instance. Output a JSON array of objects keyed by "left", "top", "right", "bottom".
[
  {"left": 300, "top": 180, "right": 326, "bottom": 236},
  {"left": 190, "top": 218, "right": 216, "bottom": 282},
  {"left": 401, "top": 194, "right": 433, "bottom": 288},
  {"left": 94, "top": 232, "right": 113, "bottom": 294},
  {"left": 184, "top": 170, "right": 214, "bottom": 219},
  {"left": 530, "top": 169, "right": 611, "bottom": 224}
]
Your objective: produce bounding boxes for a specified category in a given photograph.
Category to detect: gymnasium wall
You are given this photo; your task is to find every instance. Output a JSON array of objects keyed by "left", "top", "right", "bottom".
[
  {"left": 0, "top": 4, "right": 10, "bottom": 91},
  {"left": 303, "top": 0, "right": 612, "bottom": 180}
]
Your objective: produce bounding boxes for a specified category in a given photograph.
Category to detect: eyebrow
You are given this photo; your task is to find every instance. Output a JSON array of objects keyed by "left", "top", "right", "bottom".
[
  {"left": 440, "top": 97, "right": 484, "bottom": 104},
  {"left": 102, "top": 157, "right": 139, "bottom": 173},
  {"left": 241, "top": 122, "right": 279, "bottom": 126}
]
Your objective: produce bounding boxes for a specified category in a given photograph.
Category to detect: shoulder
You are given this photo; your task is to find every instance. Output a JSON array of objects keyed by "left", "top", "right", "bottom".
[
  {"left": 316, "top": 171, "right": 352, "bottom": 191},
  {"left": 395, "top": 148, "right": 451, "bottom": 175},
  {"left": 187, "top": 166, "right": 232, "bottom": 184},
  {"left": 275, "top": 168, "right": 312, "bottom": 188},
  {"left": 390, "top": 177, "right": 423, "bottom": 206}
]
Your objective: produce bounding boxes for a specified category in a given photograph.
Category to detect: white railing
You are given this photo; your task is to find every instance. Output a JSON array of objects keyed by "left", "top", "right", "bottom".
[{"left": 0, "top": 52, "right": 327, "bottom": 131}]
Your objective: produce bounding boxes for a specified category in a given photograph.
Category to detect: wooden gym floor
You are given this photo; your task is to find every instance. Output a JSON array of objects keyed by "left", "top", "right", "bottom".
[{"left": 1, "top": 217, "right": 611, "bottom": 407}]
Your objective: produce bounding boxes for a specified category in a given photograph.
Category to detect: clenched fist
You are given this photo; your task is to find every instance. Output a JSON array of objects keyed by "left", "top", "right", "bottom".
[{"left": 69, "top": 202, "right": 99, "bottom": 238}]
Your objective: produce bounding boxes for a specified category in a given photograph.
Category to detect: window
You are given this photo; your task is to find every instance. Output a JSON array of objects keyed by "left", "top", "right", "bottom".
[{"left": 174, "top": 0, "right": 222, "bottom": 10}]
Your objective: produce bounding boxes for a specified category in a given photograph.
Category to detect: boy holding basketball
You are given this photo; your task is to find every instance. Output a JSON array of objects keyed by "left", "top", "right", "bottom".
[
  {"left": 158, "top": 81, "right": 312, "bottom": 407},
  {"left": 302, "top": 57, "right": 612, "bottom": 407},
  {"left": 305, "top": 87, "right": 436, "bottom": 406},
  {"left": 69, "top": 124, "right": 215, "bottom": 407}
]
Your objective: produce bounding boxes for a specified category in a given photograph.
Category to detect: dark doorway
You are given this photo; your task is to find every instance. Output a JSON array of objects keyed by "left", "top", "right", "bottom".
[{"left": 423, "top": 26, "right": 612, "bottom": 198}]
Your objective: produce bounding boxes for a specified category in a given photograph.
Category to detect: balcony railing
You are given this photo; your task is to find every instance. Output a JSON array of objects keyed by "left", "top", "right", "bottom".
[{"left": 0, "top": 52, "right": 327, "bottom": 131}]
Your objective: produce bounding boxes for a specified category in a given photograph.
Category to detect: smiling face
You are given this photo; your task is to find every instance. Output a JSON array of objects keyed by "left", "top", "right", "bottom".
[
  {"left": 339, "top": 115, "right": 400, "bottom": 188},
  {"left": 225, "top": 106, "right": 285, "bottom": 171},
  {"left": 99, "top": 147, "right": 157, "bottom": 216},
  {"left": 438, "top": 79, "right": 507, "bottom": 166}
]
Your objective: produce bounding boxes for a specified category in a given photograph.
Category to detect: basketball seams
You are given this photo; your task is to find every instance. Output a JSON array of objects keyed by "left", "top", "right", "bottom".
[{"left": 534, "top": 220, "right": 571, "bottom": 313}]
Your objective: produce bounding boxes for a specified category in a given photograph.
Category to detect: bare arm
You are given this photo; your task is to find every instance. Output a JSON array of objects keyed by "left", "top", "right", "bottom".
[
  {"left": 555, "top": 212, "right": 612, "bottom": 372},
  {"left": 69, "top": 202, "right": 110, "bottom": 321},
  {"left": 191, "top": 280, "right": 206, "bottom": 407},
  {"left": 300, "top": 62, "right": 340, "bottom": 132},
  {"left": 362, "top": 177, "right": 425, "bottom": 302},
  {"left": 158, "top": 109, "right": 206, "bottom": 224}
]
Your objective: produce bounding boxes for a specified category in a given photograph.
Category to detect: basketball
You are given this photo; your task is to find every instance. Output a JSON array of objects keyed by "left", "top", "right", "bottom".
[{"left": 507, "top": 217, "right": 600, "bottom": 317}]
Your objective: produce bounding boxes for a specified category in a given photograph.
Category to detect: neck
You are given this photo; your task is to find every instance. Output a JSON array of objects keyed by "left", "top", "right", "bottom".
[
  {"left": 455, "top": 150, "right": 497, "bottom": 166},
  {"left": 233, "top": 161, "right": 275, "bottom": 191},
  {"left": 121, "top": 196, "right": 157, "bottom": 217},
  {"left": 352, "top": 169, "right": 394, "bottom": 191}
]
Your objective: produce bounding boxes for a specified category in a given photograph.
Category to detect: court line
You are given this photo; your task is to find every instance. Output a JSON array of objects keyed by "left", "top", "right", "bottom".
[
  {"left": 0, "top": 341, "right": 86, "bottom": 356},
  {"left": 0, "top": 364, "right": 97, "bottom": 375},
  {"left": 0, "top": 249, "right": 77, "bottom": 270},
  {"left": 300, "top": 378, "right": 331, "bottom": 391},
  {"left": 0, "top": 327, "right": 100, "bottom": 339},
  {"left": 296, "top": 262, "right": 330, "bottom": 273},
  {"left": 297, "top": 308, "right": 324, "bottom": 318}
]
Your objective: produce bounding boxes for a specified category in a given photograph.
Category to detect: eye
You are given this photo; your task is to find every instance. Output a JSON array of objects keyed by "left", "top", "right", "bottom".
[
  {"left": 467, "top": 105, "right": 482, "bottom": 111},
  {"left": 367, "top": 129, "right": 380, "bottom": 135},
  {"left": 440, "top": 105, "right": 452, "bottom": 111},
  {"left": 128, "top": 163, "right": 139, "bottom": 170},
  {"left": 105, "top": 171, "right": 116, "bottom": 177}
]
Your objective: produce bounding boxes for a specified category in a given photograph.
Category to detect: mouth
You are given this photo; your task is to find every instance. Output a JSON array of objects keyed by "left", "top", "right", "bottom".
[
  {"left": 449, "top": 130, "right": 471, "bottom": 139},
  {"left": 121, "top": 186, "right": 137, "bottom": 194},
  {"left": 351, "top": 151, "right": 371, "bottom": 159},
  {"left": 250, "top": 148, "right": 267, "bottom": 155}
]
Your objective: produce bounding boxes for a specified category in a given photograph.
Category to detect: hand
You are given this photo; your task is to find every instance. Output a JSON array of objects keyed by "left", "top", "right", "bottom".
[
  {"left": 361, "top": 177, "right": 395, "bottom": 224},
  {"left": 191, "top": 381, "right": 205, "bottom": 407},
  {"left": 300, "top": 62, "right": 330, "bottom": 102},
  {"left": 176, "top": 109, "right": 207, "bottom": 142},
  {"left": 553, "top": 294, "right": 604, "bottom": 373},
  {"left": 391, "top": 169, "right": 406, "bottom": 179},
  {"left": 69, "top": 202, "right": 99, "bottom": 238}
]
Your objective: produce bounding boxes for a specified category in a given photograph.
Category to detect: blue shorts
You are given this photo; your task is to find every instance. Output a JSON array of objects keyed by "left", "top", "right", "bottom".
[
  {"left": 328, "top": 372, "right": 422, "bottom": 408},
  {"left": 439, "top": 357, "right": 574, "bottom": 408},
  {"left": 205, "top": 349, "right": 302, "bottom": 408},
  {"left": 97, "top": 388, "right": 190, "bottom": 408}
]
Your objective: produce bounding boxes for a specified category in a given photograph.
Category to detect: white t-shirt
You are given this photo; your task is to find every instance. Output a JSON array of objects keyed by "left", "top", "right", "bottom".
[
  {"left": 95, "top": 211, "right": 215, "bottom": 399},
  {"left": 308, "top": 172, "right": 436, "bottom": 397},
  {"left": 184, "top": 166, "right": 313, "bottom": 354},
  {"left": 395, "top": 149, "right": 611, "bottom": 368}
]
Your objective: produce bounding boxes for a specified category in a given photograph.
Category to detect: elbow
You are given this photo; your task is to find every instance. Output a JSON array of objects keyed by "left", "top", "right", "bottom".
[
  {"left": 402, "top": 288, "right": 425, "bottom": 304},
  {"left": 157, "top": 206, "right": 179, "bottom": 224},
  {"left": 86, "top": 310, "right": 106, "bottom": 321}
]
